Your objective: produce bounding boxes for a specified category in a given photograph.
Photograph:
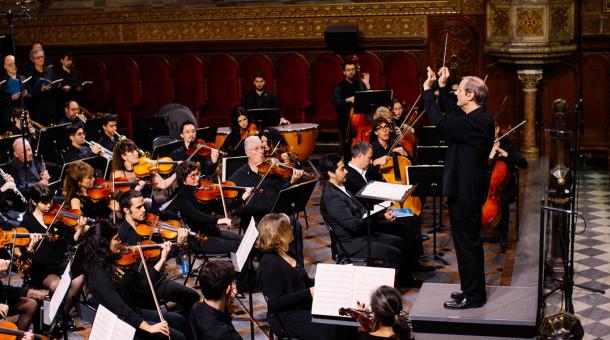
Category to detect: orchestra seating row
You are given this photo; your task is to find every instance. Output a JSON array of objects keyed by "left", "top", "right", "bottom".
[{"left": 74, "top": 51, "right": 420, "bottom": 138}]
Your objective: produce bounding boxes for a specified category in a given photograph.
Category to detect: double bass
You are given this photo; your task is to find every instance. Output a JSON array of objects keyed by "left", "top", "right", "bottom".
[{"left": 344, "top": 55, "right": 372, "bottom": 147}]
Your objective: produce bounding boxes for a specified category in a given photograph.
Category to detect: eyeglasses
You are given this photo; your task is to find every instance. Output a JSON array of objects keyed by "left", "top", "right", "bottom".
[
  {"left": 376, "top": 125, "right": 390, "bottom": 131},
  {"left": 76, "top": 131, "right": 86, "bottom": 136}
]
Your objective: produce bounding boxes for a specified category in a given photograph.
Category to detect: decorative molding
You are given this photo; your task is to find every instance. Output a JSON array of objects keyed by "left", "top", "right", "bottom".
[
  {"left": 605, "top": 0, "right": 610, "bottom": 13},
  {"left": 462, "top": 0, "right": 484, "bottom": 12},
  {"left": 517, "top": 69, "right": 543, "bottom": 89},
  {"left": 516, "top": 8, "right": 544, "bottom": 37},
  {"left": 12, "top": 2, "right": 455, "bottom": 45},
  {"left": 490, "top": 6, "right": 510, "bottom": 38},
  {"left": 550, "top": 6, "right": 571, "bottom": 40}
]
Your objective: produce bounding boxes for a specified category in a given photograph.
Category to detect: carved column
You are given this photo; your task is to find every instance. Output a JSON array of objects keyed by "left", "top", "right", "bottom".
[{"left": 517, "top": 69, "right": 543, "bottom": 159}]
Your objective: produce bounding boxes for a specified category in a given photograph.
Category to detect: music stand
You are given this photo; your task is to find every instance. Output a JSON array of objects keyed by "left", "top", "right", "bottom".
[
  {"left": 271, "top": 179, "right": 317, "bottom": 268},
  {"left": 196, "top": 126, "right": 217, "bottom": 143},
  {"left": 152, "top": 140, "right": 182, "bottom": 159},
  {"left": 247, "top": 108, "right": 280, "bottom": 130},
  {"left": 50, "top": 156, "right": 109, "bottom": 190},
  {"left": 416, "top": 146, "right": 448, "bottom": 165},
  {"left": 222, "top": 156, "right": 248, "bottom": 181},
  {"left": 407, "top": 165, "right": 448, "bottom": 265},
  {"left": 82, "top": 117, "right": 103, "bottom": 143},
  {"left": 354, "top": 89, "right": 392, "bottom": 114},
  {"left": 416, "top": 125, "right": 447, "bottom": 146},
  {"left": 35, "top": 123, "right": 70, "bottom": 163}
]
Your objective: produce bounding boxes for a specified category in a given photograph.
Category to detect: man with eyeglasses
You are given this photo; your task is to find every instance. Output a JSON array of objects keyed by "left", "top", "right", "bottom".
[
  {"left": 63, "top": 124, "right": 103, "bottom": 163},
  {"left": 370, "top": 119, "right": 410, "bottom": 161}
]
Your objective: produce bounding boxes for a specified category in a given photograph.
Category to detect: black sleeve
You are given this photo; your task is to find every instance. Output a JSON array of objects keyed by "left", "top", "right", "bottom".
[
  {"left": 179, "top": 196, "right": 220, "bottom": 235},
  {"left": 333, "top": 84, "right": 351, "bottom": 113},
  {"left": 325, "top": 194, "right": 367, "bottom": 235},
  {"left": 258, "top": 256, "right": 312, "bottom": 311},
  {"left": 89, "top": 268, "right": 145, "bottom": 328}
]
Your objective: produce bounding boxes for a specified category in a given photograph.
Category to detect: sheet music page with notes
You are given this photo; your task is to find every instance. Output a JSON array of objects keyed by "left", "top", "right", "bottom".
[
  {"left": 360, "top": 181, "right": 411, "bottom": 201},
  {"left": 232, "top": 217, "right": 259, "bottom": 272},
  {"left": 89, "top": 304, "right": 136, "bottom": 340},
  {"left": 311, "top": 264, "right": 395, "bottom": 317}
]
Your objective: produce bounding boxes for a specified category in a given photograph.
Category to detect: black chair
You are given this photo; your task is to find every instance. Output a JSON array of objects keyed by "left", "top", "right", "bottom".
[{"left": 324, "top": 223, "right": 367, "bottom": 265}]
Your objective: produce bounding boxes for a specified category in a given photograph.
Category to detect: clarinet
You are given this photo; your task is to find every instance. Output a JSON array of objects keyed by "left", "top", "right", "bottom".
[{"left": 0, "top": 168, "right": 27, "bottom": 203}]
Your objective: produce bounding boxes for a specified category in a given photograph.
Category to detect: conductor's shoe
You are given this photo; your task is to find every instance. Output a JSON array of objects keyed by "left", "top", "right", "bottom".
[
  {"left": 443, "top": 296, "right": 486, "bottom": 309},
  {"left": 450, "top": 291, "right": 463, "bottom": 301}
]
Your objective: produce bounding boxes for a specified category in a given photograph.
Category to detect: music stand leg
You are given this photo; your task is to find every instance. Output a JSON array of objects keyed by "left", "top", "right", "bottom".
[
  {"left": 307, "top": 159, "right": 320, "bottom": 178},
  {"left": 247, "top": 256, "right": 255, "bottom": 340},
  {"left": 424, "top": 184, "right": 449, "bottom": 266},
  {"left": 291, "top": 203, "right": 305, "bottom": 268}
]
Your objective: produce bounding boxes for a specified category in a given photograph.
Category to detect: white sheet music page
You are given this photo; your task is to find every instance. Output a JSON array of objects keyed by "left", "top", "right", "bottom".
[
  {"left": 363, "top": 200, "right": 392, "bottom": 219},
  {"left": 351, "top": 266, "right": 396, "bottom": 307},
  {"left": 232, "top": 217, "right": 259, "bottom": 272},
  {"left": 90, "top": 304, "right": 136, "bottom": 340},
  {"left": 49, "top": 263, "right": 71, "bottom": 322},
  {"left": 311, "top": 264, "right": 355, "bottom": 317},
  {"left": 360, "top": 181, "right": 411, "bottom": 201}
]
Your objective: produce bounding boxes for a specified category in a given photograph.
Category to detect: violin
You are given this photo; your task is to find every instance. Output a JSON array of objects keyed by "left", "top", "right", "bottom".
[
  {"left": 0, "top": 321, "right": 48, "bottom": 340},
  {"left": 114, "top": 240, "right": 179, "bottom": 267},
  {"left": 186, "top": 139, "right": 227, "bottom": 159},
  {"left": 87, "top": 177, "right": 149, "bottom": 200},
  {"left": 258, "top": 159, "right": 316, "bottom": 180},
  {"left": 338, "top": 308, "right": 378, "bottom": 332},
  {"left": 137, "top": 213, "right": 208, "bottom": 242},
  {"left": 240, "top": 122, "right": 259, "bottom": 140},
  {"left": 0, "top": 227, "right": 57, "bottom": 248},
  {"left": 195, "top": 179, "right": 255, "bottom": 202},
  {"left": 43, "top": 205, "right": 94, "bottom": 227},
  {"left": 133, "top": 156, "right": 179, "bottom": 177}
]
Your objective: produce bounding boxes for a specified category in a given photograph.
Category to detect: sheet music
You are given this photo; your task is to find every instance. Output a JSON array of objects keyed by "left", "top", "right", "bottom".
[
  {"left": 311, "top": 264, "right": 395, "bottom": 317},
  {"left": 360, "top": 181, "right": 412, "bottom": 201},
  {"left": 90, "top": 304, "right": 136, "bottom": 340},
  {"left": 49, "top": 263, "right": 71, "bottom": 322},
  {"left": 363, "top": 200, "right": 392, "bottom": 219},
  {"left": 232, "top": 217, "right": 259, "bottom": 272}
]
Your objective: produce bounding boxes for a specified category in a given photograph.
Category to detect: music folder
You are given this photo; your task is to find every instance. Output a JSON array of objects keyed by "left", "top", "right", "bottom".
[
  {"left": 354, "top": 89, "right": 392, "bottom": 115},
  {"left": 356, "top": 180, "right": 415, "bottom": 204}
]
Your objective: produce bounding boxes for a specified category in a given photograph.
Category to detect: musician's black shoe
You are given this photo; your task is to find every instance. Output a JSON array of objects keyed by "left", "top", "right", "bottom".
[
  {"left": 450, "top": 291, "right": 463, "bottom": 301},
  {"left": 443, "top": 296, "right": 486, "bottom": 309}
]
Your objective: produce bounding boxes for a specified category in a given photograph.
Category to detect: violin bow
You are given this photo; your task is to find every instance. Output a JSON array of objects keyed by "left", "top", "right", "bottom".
[
  {"left": 35, "top": 201, "right": 66, "bottom": 253},
  {"left": 217, "top": 178, "right": 230, "bottom": 230},
  {"left": 232, "top": 294, "right": 271, "bottom": 338},
  {"left": 136, "top": 245, "right": 170, "bottom": 339},
  {"left": 243, "top": 163, "right": 274, "bottom": 207},
  {"left": 442, "top": 32, "right": 449, "bottom": 69},
  {"left": 396, "top": 94, "right": 421, "bottom": 131},
  {"left": 386, "top": 110, "right": 426, "bottom": 158},
  {"left": 112, "top": 172, "right": 117, "bottom": 224},
  {"left": 495, "top": 120, "right": 526, "bottom": 143}
]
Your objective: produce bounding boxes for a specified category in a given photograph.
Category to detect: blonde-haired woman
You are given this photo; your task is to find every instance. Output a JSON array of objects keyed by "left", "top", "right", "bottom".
[{"left": 256, "top": 213, "right": 333, "bottom": 340}]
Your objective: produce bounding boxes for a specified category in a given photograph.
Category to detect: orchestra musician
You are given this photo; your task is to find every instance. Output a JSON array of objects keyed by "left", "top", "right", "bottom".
[
  {"left": 4, "top": 137, "right": 51, "bottom": 194},
  {"left": 25, "top": 48, "right": 58, "bottom": 125},
  {"left": 97, "top": 113, "right": 120, "bottom": 152},
  {"left": 0, "top": 171, "right": 22, "bottom": 227},
  {"left": 170, "top": 121, "right": 219, "bottom": 177},
  {"left": 423, "top": 66, "right": 494, "bottom": 309},
  {"left": 256, "top": 213, "right": 334, "bottom": 340},
  {"left": 356, "top": 285, "right": 412, "bottom": 340},
  {"left": 1, "top": 55, "right": 30, "bottom": 132},
  {"left": 117, "top": 190, "right": 199, "bottom": 313},
  {"left": 318, "top": 154, "right": 422, "bottom": 288},
  {"left": 58, "top": 100, "right": 86, "bottom": 126},
  {"left": 220, "top": 106, "right": 255, "bottom": 157},
  {"left": 333, "top": 60, "right": 370, "bottom": 159},
  {"left": 0, "top": 258, "right": 43, "bottom": 334},
  {"left": 188, "top": 260, "right": 241, "bottom": 340},
  {"left": 63, "top": 124, "right": 103, "bottom": 163},
  {"left": 84, "top": 219, "right": 188, "bottom": 340},
  {"left": 241, "top": 72, "right": 290, "bottom": 126},
  {"left": 370, "top": 119, "right": 410, "bottom": 161},
  {"left": 63, "top": 161, "right": 111, "bottom": 220},
  {"left": 21, "top": 183, "right": 87, "bottom": 326},
  {"left": 7, "top": 109, "right": 38, "bottom": 141}
]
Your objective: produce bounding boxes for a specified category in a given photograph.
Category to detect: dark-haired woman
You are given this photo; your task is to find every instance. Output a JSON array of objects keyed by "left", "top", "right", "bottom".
[
  {"left": 221, "top": 107, "right": 256, "bottom": 157},
  {"left": 20, "top": 183, "right": 87, "bottom": 324},
  {"left": 256, "top": 213, "right": 333, "bottom": 340},
  {"left": 357, "top": 285, "right": 412, "bottom": 340},
  {"left": 83, "top": 219, "right": 187, "bottom": 340}
]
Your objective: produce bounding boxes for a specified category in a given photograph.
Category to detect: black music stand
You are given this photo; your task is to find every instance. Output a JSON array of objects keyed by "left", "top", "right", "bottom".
[
  {"left": 222, "top": 156, "right": 248, "bottom": 181},
  {"left": 50, "top": 156, "right": 109, "bottom": 190},
  {"left": 247, "top": 108, "right": 280, "bottom": 130},
  {"left": 82, "top": 117, "right": 103, "bottom": 143},
  {"left": 416, "top": 125, "right": 447, "bottom": 146},
  {"left": 416, "top": 146, "right": 448, "bottom": 165},
  {"left": 35, "top": 123, "right": 70, "bottom": 163},
  {"left": 196, "top": 126, "right": 217, "bottom": 143},
  {"left": 271, "top": 179, "right": 317, "bottom": 268},
  {"left": 152, "top": 140, "right": 182, "bottom": 159},
  {"left": 353, "top": 90, "right": 392, "bottom": 114},
  {"left": 0, "top": 135, "right": 19, "bottom": 164},
  {"left": 407, "top": 165, "right": 448, "bottom": 265}
]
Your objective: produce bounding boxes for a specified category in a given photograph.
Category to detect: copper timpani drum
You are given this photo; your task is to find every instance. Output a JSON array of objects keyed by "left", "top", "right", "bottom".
[
  {"left": 215, "top": 127, "right": 231, "bottom": 149},
  {"left": 271, "top": 123, "right": 319, "bottom": 161}
]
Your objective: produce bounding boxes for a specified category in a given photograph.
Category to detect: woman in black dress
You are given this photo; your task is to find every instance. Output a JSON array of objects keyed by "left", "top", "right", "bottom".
[
  {"left": 256, "top": 213, "right": 333, "bottom": 340},
  {"left": 83, "top": 219, "right": 187, "bottom": 340},
  {"left": 221, "top": 106, "right": 256, "bottom": 157},
  {"left": 357, "top": 285, "right": 412, "bottom": 340}
]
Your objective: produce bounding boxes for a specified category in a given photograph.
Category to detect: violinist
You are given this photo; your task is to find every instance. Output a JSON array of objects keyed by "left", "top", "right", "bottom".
[
  {"left": 188, "top": 260, "right": 241, "bottom": 340},
  {"left": 356, "top": 285, "right": 412, "bottom": 340},
  {"left": 111, "top": 139, "right": 176, "bottom": 191},
  {"left": 0, "top": 258, "right": 44, "bottom": 333},
  {"left": 256, "top": 213, "right": 334, "bottom": 340},
  {"left": 63, "top": 124, "right": 103, "bottom": 163},
  {"left": 170, "top": 121, "right": 219, "bottom": 176},
  {"left": 97, "top": 113, "right": 119, "bottom": 152},
  {"left": 63, "top": 160, "right": 111, "bottom": 220},
  {"left": 20, "top": 183, "right": 87, "bottom": 326},
  {"left": 84, "top": 219, "right": 188, "bottom": 340},
  {"left": 333, "top": 60, "right": 370, "bottom": 158},
  {"left": 260, "top": 127, "right": 293, "bottom": 163},
  {"left": 423, "top": 66, "right": 494, "bottom": 309},
  {"left": 220, "top": 107, "right": 256, "bottom": 157},
  {"left": 117, "top": 191, "right": 199, "bottom": 313},
  {"left": 487, "top": 125, "right": 527, "bottom": 251}
]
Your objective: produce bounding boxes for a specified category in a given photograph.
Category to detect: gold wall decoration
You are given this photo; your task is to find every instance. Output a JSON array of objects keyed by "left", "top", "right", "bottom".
[
  {"left": 550, "top": 6, "right": 572, "bottom": 40},
  {"left": 490, "top": 6, "right": 510, "bottom": 38},
  {"left": 605, "top": 0, "right": 610, "bottom": 13},
  {"left": 516, "top": 8, "right": 544, "bottom": 37},
  {"left": 462, "top": 0, "right": 484, "bottom": 13},
  {"left": 11, "top": 1, "right": 458, "bottom": 46}
]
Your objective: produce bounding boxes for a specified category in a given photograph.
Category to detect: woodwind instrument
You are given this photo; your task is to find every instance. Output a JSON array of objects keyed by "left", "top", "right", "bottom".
[{"left": 0, "top": 168, "right": 26, "bottom": 203}]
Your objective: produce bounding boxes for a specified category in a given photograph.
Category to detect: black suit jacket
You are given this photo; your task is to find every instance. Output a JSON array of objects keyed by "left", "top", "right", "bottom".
[
  {"left": 344, "top": 163, "right": 382, "bottom": 207},
  {"left": 424, "top": 87, "right": 494, "bottom": 207},
  {"left": 320, "top": 182, "right": 369, "bottom": 254}
]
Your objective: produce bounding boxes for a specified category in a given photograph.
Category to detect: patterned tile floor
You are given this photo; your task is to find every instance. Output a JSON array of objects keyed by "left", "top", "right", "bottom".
[{"left": 6, "top": 164, "right": 608, "bottom": 339}]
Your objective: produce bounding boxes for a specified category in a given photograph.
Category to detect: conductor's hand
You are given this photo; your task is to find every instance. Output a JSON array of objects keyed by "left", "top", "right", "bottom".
[
  {"left": 437, "top": 67, "right": 450, "bottom": 88},
  {"left": 384, "top": 208, "right": 396, "bottom": 222},
  {"left": 372, "top": 155, "right": 388, "bottom": 167},
  {"left": 423, "top": 66, "right": 437, "bottom": 91},
  {"left": 290, "top": 169, "right": 304, "bottom": 184},
  {"left": 146, "top": 321, "right": 170, "bottom": 336}
]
